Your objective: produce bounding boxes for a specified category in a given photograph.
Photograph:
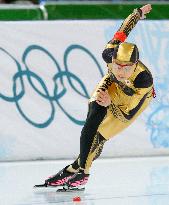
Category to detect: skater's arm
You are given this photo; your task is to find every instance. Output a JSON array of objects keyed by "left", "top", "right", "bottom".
[
  {"left": 102, "top": 4, "right": 152, "bottom": 64},
  {"left": 114, "top": 4, "right": 152, "bottom": 42},
  {"left": 96, "top": 90, "right": 111, "bottom": 107}
]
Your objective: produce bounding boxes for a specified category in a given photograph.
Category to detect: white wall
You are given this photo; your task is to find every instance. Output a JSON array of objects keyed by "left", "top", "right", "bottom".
[{"left": 0, "top": 20, "right": 169, "bottom": 161}]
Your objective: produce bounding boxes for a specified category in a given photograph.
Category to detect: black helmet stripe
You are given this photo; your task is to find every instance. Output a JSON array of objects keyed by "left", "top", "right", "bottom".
[{"left": 113, "top": 42, "right": 139, "bottom": 63}]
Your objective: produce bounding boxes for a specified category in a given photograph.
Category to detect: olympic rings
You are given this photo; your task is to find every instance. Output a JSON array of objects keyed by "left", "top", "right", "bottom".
[{"left": 0, "top": 44, "right": 103, "bottom": 128}]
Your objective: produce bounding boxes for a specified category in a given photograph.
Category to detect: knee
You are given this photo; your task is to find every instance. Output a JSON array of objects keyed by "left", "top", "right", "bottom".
[{"left": 88, "top": 101, "right": 107, "bottom": 118}]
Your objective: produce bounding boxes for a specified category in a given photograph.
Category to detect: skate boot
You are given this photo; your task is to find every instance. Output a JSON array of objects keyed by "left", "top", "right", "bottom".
[
  {"left": 34, "top": 165, "right": 75, "bottom": 188},
  {"left": 58, "top": 169, "right": 89, "bottom": 192}
]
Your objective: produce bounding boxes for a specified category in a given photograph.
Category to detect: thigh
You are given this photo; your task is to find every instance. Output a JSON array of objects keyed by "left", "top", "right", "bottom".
[
  {"left": 98, "top": 109, "right": 130, "bottom": 140},
  {"left": 98, "top": 96, "right": 153, "bottom": 140}
]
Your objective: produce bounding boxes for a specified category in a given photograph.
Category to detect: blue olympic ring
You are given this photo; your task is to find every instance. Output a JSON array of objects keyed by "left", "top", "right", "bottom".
[
  {"left": 0, "top": 44, "right": 104, "bottom": 128},
  {"left": 13, "top": 70, "right": 55, "bottom": 128},
  {"left": 0, "top": 48, "right": 24, "bottom": 102}
]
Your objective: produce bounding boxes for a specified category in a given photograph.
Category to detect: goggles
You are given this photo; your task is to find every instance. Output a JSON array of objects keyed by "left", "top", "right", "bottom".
[{"left": 112, "top": 60, "right": 136, "bottom": 72}]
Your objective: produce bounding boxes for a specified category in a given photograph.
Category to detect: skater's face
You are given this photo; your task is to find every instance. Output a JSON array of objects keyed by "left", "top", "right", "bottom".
[{"left": 112, "top": 59, "right": 136, "bottom": 82}]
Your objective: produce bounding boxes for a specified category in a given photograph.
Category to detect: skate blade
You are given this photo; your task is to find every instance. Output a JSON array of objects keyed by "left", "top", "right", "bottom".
[
  {"left": 57, "top": 187, "right": 85, "bottom": 192},
  {"left": 34, "top": 183, "right": 47, "bottom": 188},
  {"left": 33, "top": 183, "right": 63, "bottom": 191}
]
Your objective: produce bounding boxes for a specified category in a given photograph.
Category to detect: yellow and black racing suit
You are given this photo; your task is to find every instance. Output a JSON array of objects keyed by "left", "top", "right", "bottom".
[{"left": 71, "top": 8, "right": 155, "bottom": 172}]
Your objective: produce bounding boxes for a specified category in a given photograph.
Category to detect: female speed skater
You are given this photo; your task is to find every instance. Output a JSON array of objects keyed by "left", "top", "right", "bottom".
[{"left": 35, "top": 4, "right": 155, "bottom": 191}]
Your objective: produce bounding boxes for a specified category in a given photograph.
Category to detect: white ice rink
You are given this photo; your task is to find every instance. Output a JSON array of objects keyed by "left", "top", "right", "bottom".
[{"left": 1, "top": 157, "right": 169, "bottom": 205}]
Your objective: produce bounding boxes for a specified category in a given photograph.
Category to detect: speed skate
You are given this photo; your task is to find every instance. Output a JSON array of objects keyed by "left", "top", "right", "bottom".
[
  {"left": 34, "top": 166, "right": 89, "bottom": 192},
  {"left": 34, "top": 183, "right": 85, "bottom": 192}
]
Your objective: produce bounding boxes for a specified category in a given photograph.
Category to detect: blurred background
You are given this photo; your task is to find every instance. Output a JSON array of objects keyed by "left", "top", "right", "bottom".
[
  {"left": 0, "top": 0, "right": 168, "bottom": 20},
  {"left": 0, "top": 0, "right": 169, "bottom": 161},
  {"left": 1, "top": 0, "right": 169, "bottom": 5}
]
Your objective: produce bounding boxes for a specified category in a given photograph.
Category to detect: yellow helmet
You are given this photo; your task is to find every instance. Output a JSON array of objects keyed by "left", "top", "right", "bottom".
[{"left": 113, "top": 42, "right": 139, "bottom": 63}]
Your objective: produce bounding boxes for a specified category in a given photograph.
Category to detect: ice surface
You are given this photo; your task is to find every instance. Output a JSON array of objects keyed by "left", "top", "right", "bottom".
[{"left": 0, "top": 157, "right": 169, "bottom": 205}]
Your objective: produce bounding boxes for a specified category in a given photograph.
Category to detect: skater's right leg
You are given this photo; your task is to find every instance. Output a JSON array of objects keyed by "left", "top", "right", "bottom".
[
  {"left": 62, "top": 101, "right": 107, "bottom": 190},
  {"left": 43, "top": 101, "right": 107, "bottom": 188},
  {"left": 65, "top": 100, "right": 107, "bottom": 171}
]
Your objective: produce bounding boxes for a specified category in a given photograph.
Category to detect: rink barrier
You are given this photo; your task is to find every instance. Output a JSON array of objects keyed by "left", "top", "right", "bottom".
[
  {"left": 0, "top": 5, "right": 42, "bottom": 20},
  {"left": 0, "top": 3, "right": 169, "bottom": 21},
  {"left": 45, "top": 3, "right": 169, "bottom": 20}
]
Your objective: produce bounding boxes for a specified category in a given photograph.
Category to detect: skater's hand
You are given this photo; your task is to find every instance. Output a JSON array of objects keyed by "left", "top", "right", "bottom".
[
  {"left": 140, "top": 4, "right": 152, "bottom": 15},
  {"left": 96, "top": 90, "right": 111, "bottom": 107}
]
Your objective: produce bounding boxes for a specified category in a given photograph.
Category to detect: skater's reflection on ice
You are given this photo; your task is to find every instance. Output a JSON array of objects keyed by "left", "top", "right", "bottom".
[{"left": 33, "top": 190, "right": 88, "bottom": 205}]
